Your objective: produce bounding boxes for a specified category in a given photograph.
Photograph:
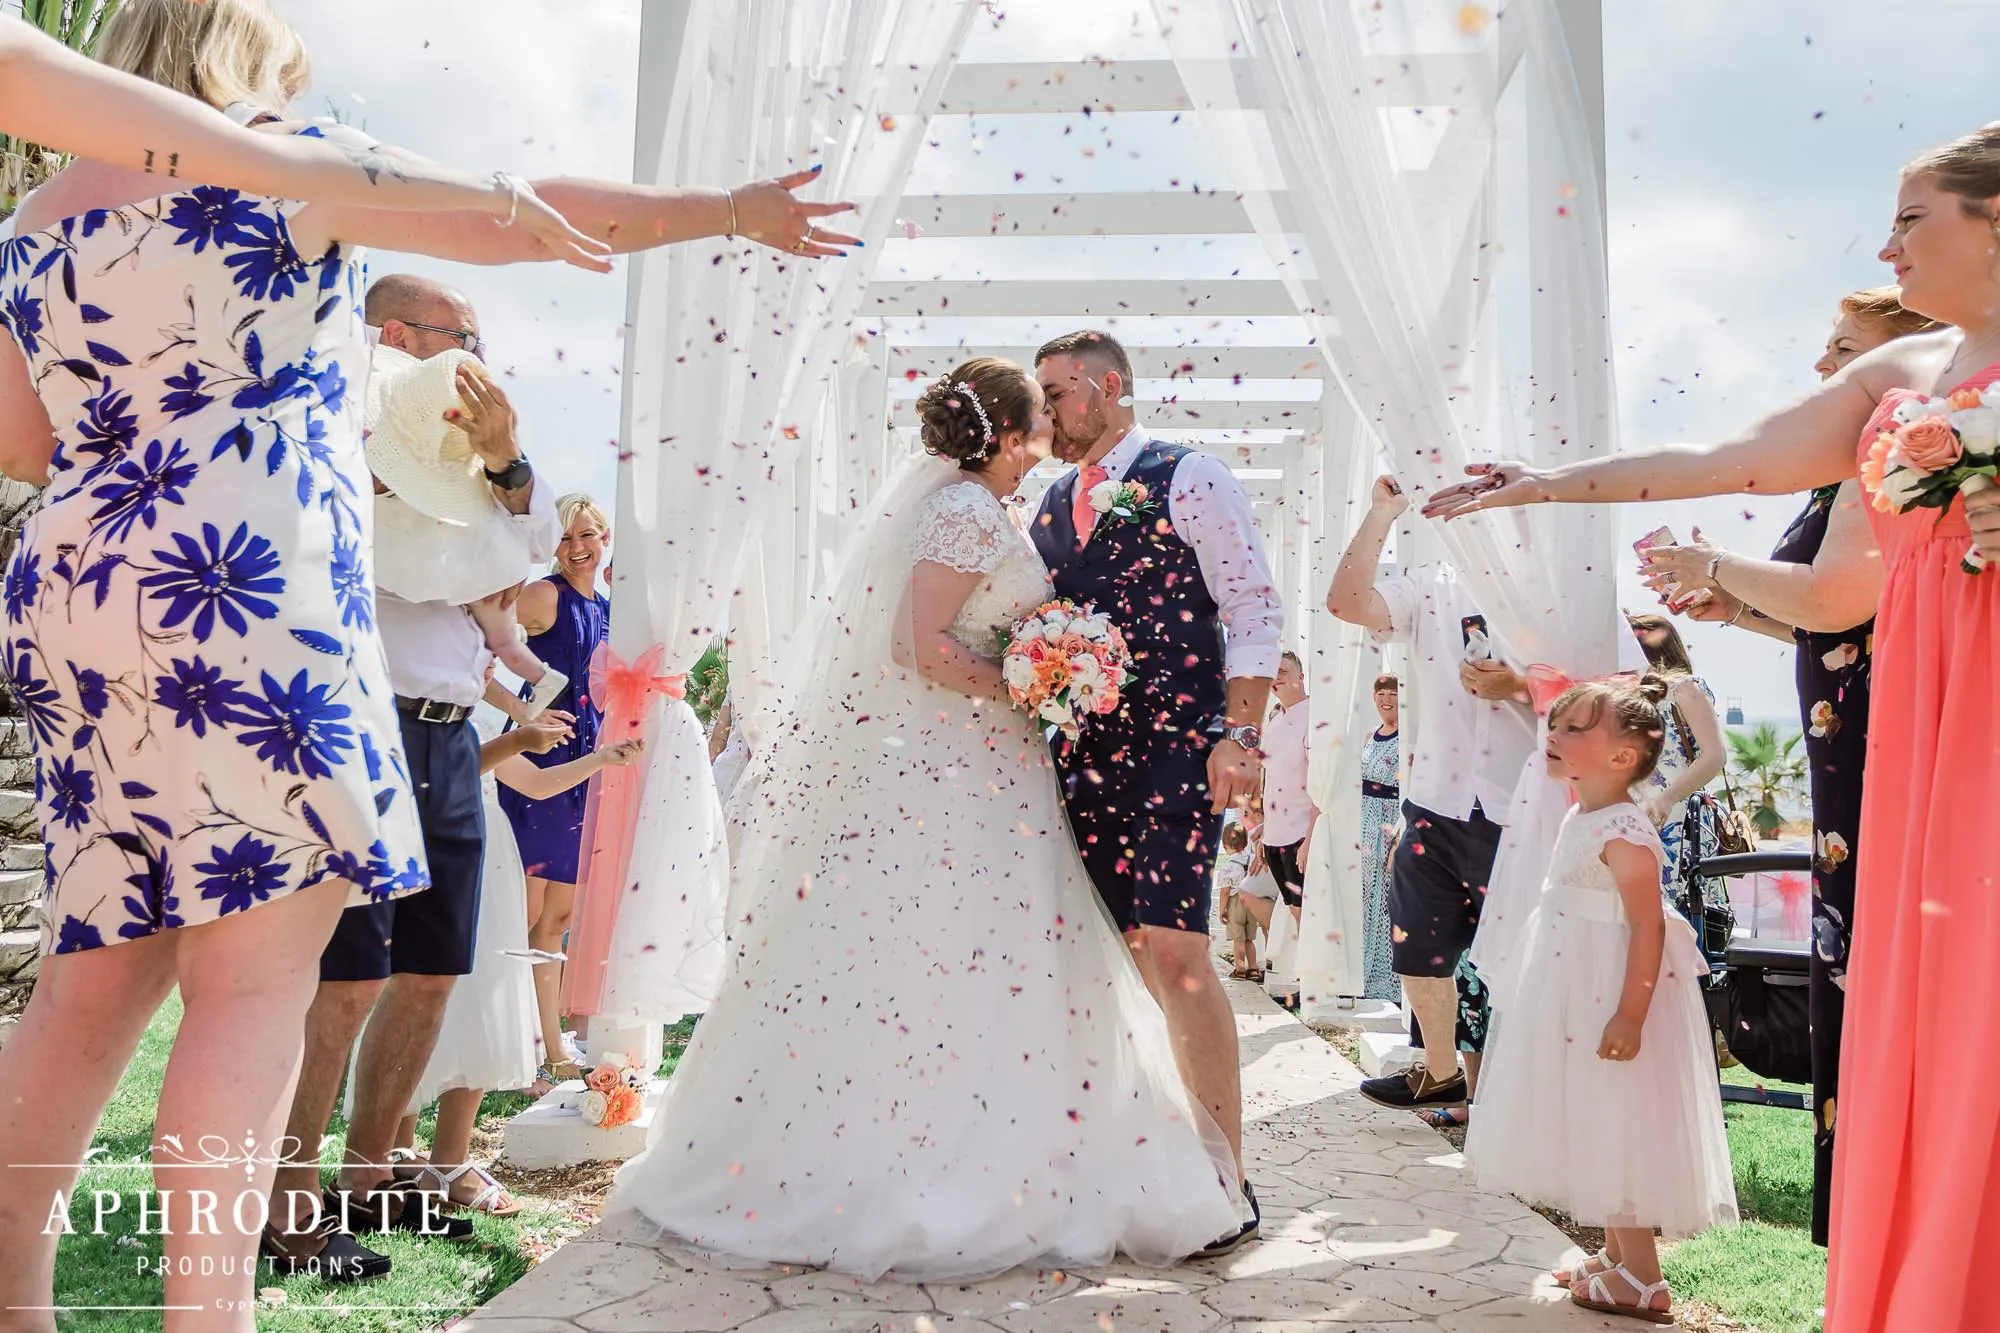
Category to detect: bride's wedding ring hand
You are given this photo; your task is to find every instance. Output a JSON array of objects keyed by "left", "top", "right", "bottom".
[
  {"left": 730, "top": 167, "right": 862, "bottom": 258},
  {"left": 1421, "top": 462, "right": 1547, "bottom": 520}
]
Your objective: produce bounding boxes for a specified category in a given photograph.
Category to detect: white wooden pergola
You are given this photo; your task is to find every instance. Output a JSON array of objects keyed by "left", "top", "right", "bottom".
[
  {"left": 589, "top": 0, "right": 1614, "bottom": 1047},
  {"left": 627, "top": 0, "right": 1608, "bottom": 653}
]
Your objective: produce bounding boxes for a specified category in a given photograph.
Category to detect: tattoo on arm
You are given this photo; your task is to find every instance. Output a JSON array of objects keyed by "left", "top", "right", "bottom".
[
  {"left": 340, "top": 145, "right": 419, "bottom": 190},
  {"left": 140, "top": 149, "right": 182, "bottom": 178}
]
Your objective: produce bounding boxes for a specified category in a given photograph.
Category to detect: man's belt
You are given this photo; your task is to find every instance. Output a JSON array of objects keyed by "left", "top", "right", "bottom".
[{"left": 396, "top": 695, "right": 474, "bottom": 725}]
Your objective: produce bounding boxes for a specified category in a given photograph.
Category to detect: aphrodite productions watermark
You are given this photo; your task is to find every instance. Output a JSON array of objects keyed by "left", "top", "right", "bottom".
[{"left": 14, "top": 1134, "right": 473, "bottom": 1318}]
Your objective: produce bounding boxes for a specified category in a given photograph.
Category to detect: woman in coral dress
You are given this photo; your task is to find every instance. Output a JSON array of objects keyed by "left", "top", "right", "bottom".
[{"left": 1422, "top": 123, "right": 2000, "bottom": 1331}]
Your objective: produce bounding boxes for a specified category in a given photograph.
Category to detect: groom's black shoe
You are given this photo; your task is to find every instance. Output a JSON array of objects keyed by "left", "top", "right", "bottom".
[{"left": 1197, "top": 1180, "right": 1260, "bottom": 1258}]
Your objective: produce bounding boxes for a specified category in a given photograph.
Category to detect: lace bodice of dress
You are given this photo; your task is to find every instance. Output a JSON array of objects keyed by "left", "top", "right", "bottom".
[
  {"left": 1548, "top": 804, "right": 1667, "bottom": 896},
  {"left": 908, "top": 481, "right": 1053, "bottom": 657}
]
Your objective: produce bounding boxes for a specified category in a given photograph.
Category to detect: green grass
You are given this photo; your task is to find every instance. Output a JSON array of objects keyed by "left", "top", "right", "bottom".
[
  {"left": 49, "top": 998, "right": 697, "bottom": 1332},
  {"left": 1661, "top": 1065, "right": 1827, "bottom": 1333}
]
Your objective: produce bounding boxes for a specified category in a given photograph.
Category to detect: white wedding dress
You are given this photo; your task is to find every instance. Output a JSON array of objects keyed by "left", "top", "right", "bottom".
[{"left": 606, "top": 462, "right": 1244, "bottom": 1281}]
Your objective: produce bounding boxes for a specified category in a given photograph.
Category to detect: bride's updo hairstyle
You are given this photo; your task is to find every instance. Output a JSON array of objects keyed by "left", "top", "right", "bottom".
[
  {"left": 1548, "top": 673, "right": 1673, "bottom": 783},
  {"left": 916, "top": 357, "right": 1036, "bottom": 470}
]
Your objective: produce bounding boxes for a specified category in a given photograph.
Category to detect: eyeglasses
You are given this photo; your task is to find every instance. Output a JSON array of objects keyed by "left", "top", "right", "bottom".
[{"left": 400, "top": 320, "right": 485, "bottom": 360}]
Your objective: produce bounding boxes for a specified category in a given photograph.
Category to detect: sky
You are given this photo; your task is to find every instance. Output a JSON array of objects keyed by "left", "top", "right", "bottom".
[{"left": 285, "top": 0, "right": 1999, "bottom": 723}]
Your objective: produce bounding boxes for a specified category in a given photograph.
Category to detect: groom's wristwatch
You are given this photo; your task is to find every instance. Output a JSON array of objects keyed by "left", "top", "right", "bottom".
[{"left": 1222, "top": 724, "right": 1264, "bottom": 757}]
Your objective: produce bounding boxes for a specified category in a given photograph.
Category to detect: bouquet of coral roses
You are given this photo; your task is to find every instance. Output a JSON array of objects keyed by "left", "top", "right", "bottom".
[
  {"left": 1861, "top": 382, "right": 2000, "bottom": 573},
  {"left": 1000, "top": 599, "right": 1135, "bottom": 739}
]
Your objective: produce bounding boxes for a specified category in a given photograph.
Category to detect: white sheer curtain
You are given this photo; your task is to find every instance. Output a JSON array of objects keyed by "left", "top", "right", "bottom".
[
  {"left": 582, "top": 0, "right": 980, "bottom": 1027},
  {"left": 1154, "top": 0, "right": 1623, "bottom": 1017},
  {"left": 1297, "top": 409, "right": 1384, "bottom": 1003}
]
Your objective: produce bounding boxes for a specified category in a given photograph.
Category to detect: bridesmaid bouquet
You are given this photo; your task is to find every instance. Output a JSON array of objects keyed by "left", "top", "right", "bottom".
[
  {"left": 1000, "top": 599, "right": 1134, "bottom": 738},
  {"left": 1860, "top": 385, "right": 2000, "bottom": 573}
]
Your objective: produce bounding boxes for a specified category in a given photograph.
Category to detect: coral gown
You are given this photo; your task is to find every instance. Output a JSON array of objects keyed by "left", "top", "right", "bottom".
[{"left": 1825, "top": 358, "right": 2000, "bottom": 1331}]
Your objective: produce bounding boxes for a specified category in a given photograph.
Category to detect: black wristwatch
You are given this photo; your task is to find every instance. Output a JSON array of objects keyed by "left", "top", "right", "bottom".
[{"left": 484, "top": 456, "right": 534, "bottom": 491}]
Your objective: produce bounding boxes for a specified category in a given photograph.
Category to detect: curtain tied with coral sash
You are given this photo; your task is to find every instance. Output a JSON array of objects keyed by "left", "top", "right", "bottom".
[
  {"left": 560, "top": 642, "right": 685, "bottom": 1016},
  {"left": 1524, "top": 664, "right": 1637, "bottom": 718}
]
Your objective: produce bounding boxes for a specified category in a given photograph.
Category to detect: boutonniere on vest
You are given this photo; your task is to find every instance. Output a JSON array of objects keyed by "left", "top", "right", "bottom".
[{"left": 1087, "top": 478, "right": 1158, "bottom": 527}]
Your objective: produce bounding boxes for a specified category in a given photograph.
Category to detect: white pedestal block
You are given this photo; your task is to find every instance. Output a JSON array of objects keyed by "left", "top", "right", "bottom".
[
  {"left": 1357, "top": 1030, "right": 1420, "bottom": 1078},
  {"left": 579, "top": 1021, "right": 664, "bottom": 1073},
  {"left": 501, "top": 1076, "right": 668, "bottom": 1171}
]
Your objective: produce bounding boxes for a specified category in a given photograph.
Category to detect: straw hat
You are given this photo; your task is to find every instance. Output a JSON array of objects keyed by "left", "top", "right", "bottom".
[{"left": 363, "top": 344, "right": 493, "bottom": 528}]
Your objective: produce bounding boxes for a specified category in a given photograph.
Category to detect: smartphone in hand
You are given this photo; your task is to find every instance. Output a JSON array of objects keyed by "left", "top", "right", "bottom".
[
  {"left": 1633, "top": 525, "right": 1675, "bottom": 558},
  {"left": 1634, "top": 525, "right": 1680, "bottom": 601}
]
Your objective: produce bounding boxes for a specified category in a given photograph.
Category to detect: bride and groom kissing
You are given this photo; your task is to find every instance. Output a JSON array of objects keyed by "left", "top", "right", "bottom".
[{"left": 604, "top": 330, "right": 1286, "bottom": 1279}]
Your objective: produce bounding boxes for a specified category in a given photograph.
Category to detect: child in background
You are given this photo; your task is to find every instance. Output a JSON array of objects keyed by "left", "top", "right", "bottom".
[
  {"left": 1464, "top": 675, "right": 1737, "bottom": 1324},
  {"left": 1216, "top": 821, "right": 1261, "bottom": 981}
]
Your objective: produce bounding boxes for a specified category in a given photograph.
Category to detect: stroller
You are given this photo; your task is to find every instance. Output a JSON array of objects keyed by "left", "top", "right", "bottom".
[{"left": 1677, "top": 837, "right": 1815, "bottom": 1112}]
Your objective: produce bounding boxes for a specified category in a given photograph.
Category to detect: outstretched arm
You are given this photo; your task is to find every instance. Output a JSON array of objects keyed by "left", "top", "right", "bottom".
[
  {"left": 493, "top": 739, "right": 645, "bottom": 801},
  {"left": 1421, "top": 338, "right": 1948, "bottom": 519},
  {"left": 291, "top": 155, "right": 858, "bottom": 269},
  {"left": 0, "top": 19, "right": 608, "bottom": 270}
]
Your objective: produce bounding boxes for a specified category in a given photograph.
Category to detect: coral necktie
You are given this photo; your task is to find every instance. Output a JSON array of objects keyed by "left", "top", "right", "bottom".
[{"left": 1072, "top": 463, "right": 1109, "bottom": 544}]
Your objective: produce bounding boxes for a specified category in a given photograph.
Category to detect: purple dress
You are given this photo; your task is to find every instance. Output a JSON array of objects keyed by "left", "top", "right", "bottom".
[{"left": 497, "top": 574, "right": 609, "bottom": 883}]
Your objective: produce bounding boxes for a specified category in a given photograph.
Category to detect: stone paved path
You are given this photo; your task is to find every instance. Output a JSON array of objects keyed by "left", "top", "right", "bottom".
[{"left": 462, "top": 979, "right": 1632, "bottom": 1332}]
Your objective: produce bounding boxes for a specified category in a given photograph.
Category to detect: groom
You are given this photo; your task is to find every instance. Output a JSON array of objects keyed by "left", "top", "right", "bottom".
[{"left": 1031, "top": 331, "right": 1282, "bottom": 1255}]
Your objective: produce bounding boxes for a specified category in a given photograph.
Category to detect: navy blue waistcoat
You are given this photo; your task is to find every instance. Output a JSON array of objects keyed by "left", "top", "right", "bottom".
[{"left": 1030, "top": 441, "right": 1225, "bottom": 812}]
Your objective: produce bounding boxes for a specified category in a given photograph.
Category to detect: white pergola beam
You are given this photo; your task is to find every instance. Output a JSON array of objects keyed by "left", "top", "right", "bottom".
[
  {"left": 897, "top": 190, "right": 1291, "bottom": 237},
  {"left": 931, "top": 57, "right": 1487, "bottom": 116},
  {"left": 865, "top": 279, "right": 1297, "bottom": 318},
  {"left": 889, "top": 398, "right": 1318, "bottom": 431},
  {"left": 888, "top": 343, "right": 1326, "bottom": 380}
]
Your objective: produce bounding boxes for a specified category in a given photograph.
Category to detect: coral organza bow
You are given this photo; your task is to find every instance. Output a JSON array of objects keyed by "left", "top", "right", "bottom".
[{"left": 561, "top": 643, "right": 686, "bottom": 1018}]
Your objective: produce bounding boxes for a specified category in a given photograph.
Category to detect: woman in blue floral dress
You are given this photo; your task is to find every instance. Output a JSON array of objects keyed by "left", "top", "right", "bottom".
[{"left": 0, "top": 169, "right": 445, "bottom": 1321}]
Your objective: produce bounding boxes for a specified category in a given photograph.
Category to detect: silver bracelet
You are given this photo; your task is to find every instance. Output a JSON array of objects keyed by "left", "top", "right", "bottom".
[
  {"left": 1704, "top": 551, "right": 1724, "bottom": 583},
  {"left": 1727, "top": 600, "right": 1749, "bottom": 626},
  {"left": 723, "top": 186, "right": 739, "bottom": 238},
  {"left": 490, "top": 171, "right": 524, "bottom": 227}
]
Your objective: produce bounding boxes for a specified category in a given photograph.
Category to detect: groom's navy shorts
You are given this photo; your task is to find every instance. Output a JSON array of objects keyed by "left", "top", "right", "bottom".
[{"left": 1057, "top": 747, "right": 1221, "bottom": 936}]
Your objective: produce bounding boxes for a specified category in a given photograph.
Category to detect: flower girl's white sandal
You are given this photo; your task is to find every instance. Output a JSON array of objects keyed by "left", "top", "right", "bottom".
[
  {"left": 1571, "top": 1265, "right": 1674, "bottom": 1324},
  {"left": 1550, "top": 1247, "right": 1612, "bottom": 1286}
]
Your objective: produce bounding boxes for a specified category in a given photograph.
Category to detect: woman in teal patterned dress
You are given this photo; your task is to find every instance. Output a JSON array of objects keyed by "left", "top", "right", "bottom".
[{"left": 1358, "top": 674, "right": 1401, "bottom": 1001}]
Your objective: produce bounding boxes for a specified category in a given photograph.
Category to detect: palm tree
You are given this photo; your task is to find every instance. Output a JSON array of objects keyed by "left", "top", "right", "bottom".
[
  {"left": 1725, "top": 723, "right": 1808, "bottom": 837},
  {"left": 1, "top": 3, "right": 122, "bottom": 710},
  {"left": 1, "top": 0, "right": 125, "bottom": 218}
]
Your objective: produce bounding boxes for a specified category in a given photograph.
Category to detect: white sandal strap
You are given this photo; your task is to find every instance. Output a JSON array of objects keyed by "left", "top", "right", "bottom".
[
  {"left": 1586, "top": 1265, "right": 1670, "bottom": 1306},
  {"left": 437, "top": 1159, "right": 508, "bottom": 1211}
]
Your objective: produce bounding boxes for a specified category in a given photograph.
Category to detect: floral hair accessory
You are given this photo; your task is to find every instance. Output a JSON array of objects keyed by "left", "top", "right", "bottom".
[{"left": 938, "top": 376, "right": 995, "bottom": 456}]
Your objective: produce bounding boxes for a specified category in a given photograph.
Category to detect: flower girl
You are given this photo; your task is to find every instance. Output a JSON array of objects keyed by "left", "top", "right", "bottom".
[{"left": 1465, "top": 674, "right": 1736, "bottom": 1324}]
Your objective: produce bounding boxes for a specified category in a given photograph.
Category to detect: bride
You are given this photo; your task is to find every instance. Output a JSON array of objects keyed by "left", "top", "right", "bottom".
[{"left": 605, "top": 358, "right": 1247, "bottom": 1279}]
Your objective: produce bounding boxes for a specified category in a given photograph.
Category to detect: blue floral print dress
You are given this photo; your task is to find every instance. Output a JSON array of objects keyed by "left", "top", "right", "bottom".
[{"left": 0, "top": 179, "right": 427, "bottom": 957}]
